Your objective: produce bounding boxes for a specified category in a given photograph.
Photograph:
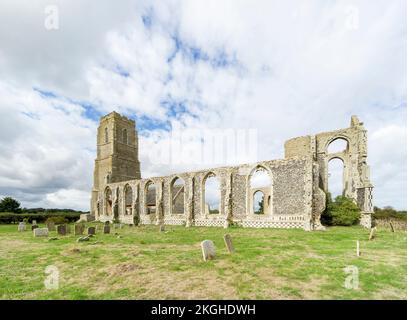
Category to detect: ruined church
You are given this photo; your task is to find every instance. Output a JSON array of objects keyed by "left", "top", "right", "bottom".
[{"left": 90, "top": 112, "right": 373, "bottom": 230}]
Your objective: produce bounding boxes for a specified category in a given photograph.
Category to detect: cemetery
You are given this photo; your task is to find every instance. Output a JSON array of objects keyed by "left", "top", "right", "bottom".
[{"left": 0, "top": 221, "right": 405, "bottom": 299}]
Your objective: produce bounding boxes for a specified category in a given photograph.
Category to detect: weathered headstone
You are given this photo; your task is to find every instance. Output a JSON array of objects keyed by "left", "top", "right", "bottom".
[
  {"left": 57, "top": 224, "right": 67, "bottom": 236},
  {"left": 77, "top": 235, "right": 90, "bottom": 242},
  {"left": 33, "top": 228, "right": 49, "bottom": 237},
  {"left": 31, "top": 225, "right": 39, "bottom": 231},
  {"left": 32, "top": 220, "right": 37, "bottom": 225},
  {"left": 159, "top": 224, "right": 165, "bottom": 232},
  {"left": 368, "top": 227, "right": 376, "bottom": 241},
  {"left": 103, "top": 225, "right": 110, "bottom": 234},
  {"left": 201, "top": 240, "right": 216, "bottom": 261},
  {"left": 74, "top": 224, "right": 84, "bottom": 235},
  {"left": 223, "top": 234, "right": 235, "bottom": 253},
  {"left": 66, "top": 224, "right": 71, "bottom": 234},
  {"left": 18, "top": 222, "right": 26, "bottom": 232},
  {"left": 46, "top": 221, "right": 55, "bottom": 231},
  {"left": 87, "top": 227, "right": 96, "bottom": 235}
]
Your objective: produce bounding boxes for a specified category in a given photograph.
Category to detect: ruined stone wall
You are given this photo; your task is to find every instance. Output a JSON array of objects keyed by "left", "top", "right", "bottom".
[
  {"left": 93, "top": 112, "right": 373, "bottom": 230},
  {"left": 97, "top": 157, "right": 313, "bottom": 229}
]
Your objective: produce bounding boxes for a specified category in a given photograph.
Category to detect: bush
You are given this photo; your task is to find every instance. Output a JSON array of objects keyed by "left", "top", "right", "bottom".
[
  {"left": 0, "top": 212, "right": 81, "bottom": 224},
  {"left": 45, "top": 216, "right": 68, "bottom": 225},
  {"left": 322, "top": 194, "right": 361, "bottom": 226},
  {"left": 373, "top": 206, "right": 407, "bottom": 221}
]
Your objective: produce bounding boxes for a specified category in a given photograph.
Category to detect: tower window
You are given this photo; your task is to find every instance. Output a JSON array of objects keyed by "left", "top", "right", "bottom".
[
  {"left": 104, "top": 128, "right": 109, "bottom": 143},
  {"left": 123, "top": 129, "right": 128, "bottom": 144}
]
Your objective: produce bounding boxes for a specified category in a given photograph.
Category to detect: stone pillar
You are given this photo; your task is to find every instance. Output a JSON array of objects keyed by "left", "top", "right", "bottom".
[
  {"left": 186, "top": 176, "right": 194, "bottom": 227},
  {"left": 224, "top": 171, "right": 233, "bottom": 228}
]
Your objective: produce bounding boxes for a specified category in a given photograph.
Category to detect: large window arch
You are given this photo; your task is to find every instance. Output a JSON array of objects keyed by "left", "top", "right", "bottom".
[
  {"left": 105, "top": 187, "right": 112, "bottom": 216},
  {"left": 171, "top": 177, "right": 185, "bottom": 215},
  {"left": 328, "top": 158, "right": 345, "bottom": 199},
  {"left": 145, "top": 181, "right": 156, "bottom": 215},
  {"left": 203, "top": 172, "right": 220, "bottom": 214},
  {"left": 249, "top": 166, "right": 272, "bottom": 215},
  {"left": 327, "top": 137, "right": 348, "bottom": 154},
  {"left": 124, "top": 184, "right": 133, "bottom": 215}
]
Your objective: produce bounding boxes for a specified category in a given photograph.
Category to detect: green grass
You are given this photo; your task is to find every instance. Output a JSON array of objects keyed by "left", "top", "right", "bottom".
[{"left": 0, "top": 223, "right": 405, "bottom": 299}]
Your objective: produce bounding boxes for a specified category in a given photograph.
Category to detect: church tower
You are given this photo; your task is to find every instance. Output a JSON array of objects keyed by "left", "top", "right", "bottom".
[{"left": 90, "top": 111, "right": 141, "bottom": 216}]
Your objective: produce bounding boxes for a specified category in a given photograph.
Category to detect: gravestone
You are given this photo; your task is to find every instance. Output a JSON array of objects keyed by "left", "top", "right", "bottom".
[
  {"left": 34, "top": 228, "right": 49, "bottom": 237},
  {"left": 66, "top": 224, "right": 71, "bottom": 234},
  {"left": 18, "top": 222, "right": 26, "bottom": 232},
  {"left": 31, "top": 225, "right": 39, "bottom": 231},
  {"left": 201, "top": 240, "right": 216, "bottom": 261},
  {"left": 74, "top": 224, "right": 84, "bottom": 235},
  {"left": 159, "top": 224, "right": 165, "bottom": 232},
  {"left": 223, "top": 234, "right": 235, "bottom": 253},
  {"left": 103, "top": 225, "right": 110, "bottom": 234},
  {"left": 87, "top": 227, "right": 96, "bottom": 235},
  {"left": 77, "top": 235, "right": 90, "bottom": 242},
  {"left": 47, "top": 221, "right": 55, "bottom": 231},
  {"left": 57, "top": 224, "right": 67, "bottom": 236},
  {"left": 369, "top": 227, "right": 376, "bottom": 241},
  {"left": 32, "top": 220, "right": 37, "bottom": 225}
]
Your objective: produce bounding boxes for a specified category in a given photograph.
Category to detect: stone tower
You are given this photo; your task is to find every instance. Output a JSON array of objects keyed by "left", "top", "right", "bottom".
[{"left": 90, "top": 111, "right": 141, "bottom": 216}]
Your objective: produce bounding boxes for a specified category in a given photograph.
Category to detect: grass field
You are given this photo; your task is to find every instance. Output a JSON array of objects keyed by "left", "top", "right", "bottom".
[{"left": 0, "top": 223, "right": 405, "bottom": 300}]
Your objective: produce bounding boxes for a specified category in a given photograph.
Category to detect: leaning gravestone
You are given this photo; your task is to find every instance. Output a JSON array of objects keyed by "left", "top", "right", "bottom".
[
  {"left": 46, "top": 221, "right": 55, "bottom": 231},
  {"left": 57, "top": 224, "right": 67, "bottom": 236},
  {"left": 74, "top": 224, "right": 84, "bottom": 235},
  {"left": 18, "top": 222, "right": 26, "bottom": 232},
  {"left": 103, "top": 225, "right": 110, "bottom": 234},
  {"left": 201, "top": 240, "right": 216, "bottom": 261},
  {"left": 223, "top": 234, "right": 235, "bottom": 253},
  {"left": 87, "top": 227, "right": 96, "bottom": 235},
  {"left": 31, "top": 225, "right": 39, "bottom": 231},
  {"left": 34, "top": 228, "right": 49, "bottom": 237}
]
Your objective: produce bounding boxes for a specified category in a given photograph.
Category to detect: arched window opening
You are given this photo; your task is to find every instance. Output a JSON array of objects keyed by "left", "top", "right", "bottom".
[
  {"left": 105, "top": 188, "right": 112, "bottom": 216},
  {"left": 123, "top": 128, "right": 128, "bottom": 144},
  {"left": 171, "top": 177, "right": 185, "bottom": 214},
  {"left": 145, "top": 182, "right": 156, "bottom": 215},
  {"left": 253, "top": 190, "right": 265, "bottom": 214},
  {"left": 204, "top": 173, "right": 220, "bottom": 214},
  {"left": 124, "top": 185, "right": 133, "bottom": 215},
  {"left": 105, "top": 127, "right": 109, "bottom": 144},
  {"left": 328, "top": 158, "right": 345, "bottom": 199},
  {"left": 250, "top": 167, "right": 272, "bottom": 215},
  {"left": 327, "top": 138, "right": 348, "bottom": 154}
]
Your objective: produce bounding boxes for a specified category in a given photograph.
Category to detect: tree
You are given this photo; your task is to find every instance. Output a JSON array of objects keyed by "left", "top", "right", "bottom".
[
  {"left": 321, "top": 194, "right": 360, "bottom": 226},
  {"left": 258, "top": 198, "right": 264, "bottom": 214},
  {"left": 0, "top": 197, "right": 22, "bottom": 213}
]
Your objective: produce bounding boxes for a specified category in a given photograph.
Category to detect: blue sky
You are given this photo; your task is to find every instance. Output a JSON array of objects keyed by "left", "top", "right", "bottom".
[{"left": 0, "top": 0, "right": 406, "bottom": 210}]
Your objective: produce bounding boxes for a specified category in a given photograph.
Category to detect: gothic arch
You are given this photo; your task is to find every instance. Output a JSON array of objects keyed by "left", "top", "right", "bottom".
[
  {"left": 201, "top": 171, "right": 221, "bottom": 216},
  {"left": 246, "top": 164, "right": 273, "bottom": 216}
]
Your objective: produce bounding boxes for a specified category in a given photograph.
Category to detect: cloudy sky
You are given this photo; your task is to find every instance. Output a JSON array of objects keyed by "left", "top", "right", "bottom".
[{"left": 0, "top": 0, "right": 406, "bottom": 211}]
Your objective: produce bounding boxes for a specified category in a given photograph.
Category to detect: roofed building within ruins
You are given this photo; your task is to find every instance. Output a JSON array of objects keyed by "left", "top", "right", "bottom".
[{"left": 90, "top": 112, "right": 373, "bottom": 230}]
